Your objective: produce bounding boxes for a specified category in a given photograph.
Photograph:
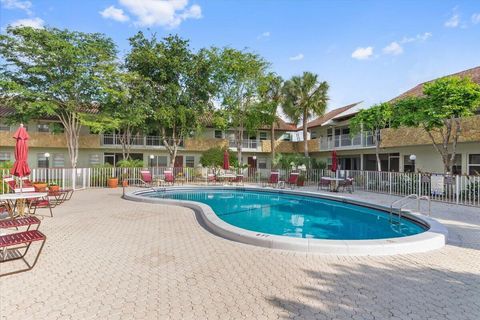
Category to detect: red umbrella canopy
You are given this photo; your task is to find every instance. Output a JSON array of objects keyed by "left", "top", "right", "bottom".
[
  {"left": 11, "top": 124, "right": 31, "bottom": 177},
  {"left": 223, "top": 150, "right": 230, "bottom": 170},
  {"left": 331, "top": 150, "right": 338, "bottom": 172}
]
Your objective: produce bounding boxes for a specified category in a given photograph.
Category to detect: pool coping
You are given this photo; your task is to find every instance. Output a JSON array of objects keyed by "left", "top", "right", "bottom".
[{"left": 124, "top": 186, "right": 448, "bottom": 256}]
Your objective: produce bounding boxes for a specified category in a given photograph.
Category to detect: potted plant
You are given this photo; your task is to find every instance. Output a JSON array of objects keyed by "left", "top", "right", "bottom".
[
  {"left": 48, "top": 181, "right": 60, "bottom": 192},
  {"left": 297, "top": 173, "right": 305, "bottom": 187},
  {"left": 32, "top": 181, "right": 48, "bottom": 192},
  {"left": 107, "top": 177, "right": 118, "bottom": 188}
]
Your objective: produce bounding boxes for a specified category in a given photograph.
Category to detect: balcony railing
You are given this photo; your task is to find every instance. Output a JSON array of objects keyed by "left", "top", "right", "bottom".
[
  {"left": 319, "top": 133, "right": 375, "bottom": 150},
  {"left": 228, "top": 139, "right": 259, "bottom": 150},
  {"left": 101, "top": 134, "right": 183, "bottom": 148}
]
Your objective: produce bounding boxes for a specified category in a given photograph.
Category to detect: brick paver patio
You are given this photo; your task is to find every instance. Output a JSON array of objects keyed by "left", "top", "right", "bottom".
[{"left": 1, "top": 187, "right": 479, "bottom": 320}]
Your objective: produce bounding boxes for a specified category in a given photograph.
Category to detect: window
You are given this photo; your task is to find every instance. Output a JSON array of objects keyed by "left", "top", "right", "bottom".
[
  {"left": 259, "top": 132, "right": 268, "bottom": 140},
  {"left": 89, "top": 154, "right": 101, "bottom": 166},
  {"left": 0, "top": 123, "right": 9, "bottom": 131},
  {"left": 152, "top": 155, "right": 168, "bottom": 167},
  {"left": 37, "top": 153, "right": 47, "bottom": 168},
  {"left": 53, "top": 154, "right": 65, "bottom": 167},
  {"left": 0, "top": 152, "right": 11, "bottom": 162},
  {"left": 403, "top": 155, "right": 415, "bottom": 173},
  {"left": 185, "top": 156, "right": 195, "bottom": 168},
  {"left": 258, "top": 158, "right": 267, "bottom": 169},
  {"left": 468, "top": 154, "right": 480, "bottom": 175},
  {"left": 280, "top": 133, "right": 291, "bottom": 141},
  {"left": 214, "top": 130, "right": 223, "bottom": 139},
  {"left": 37, "top": 123, "right": 50, "bottom": 132},
  {"left": 310, "top": 131, "right": 317, "bottom": 139}
]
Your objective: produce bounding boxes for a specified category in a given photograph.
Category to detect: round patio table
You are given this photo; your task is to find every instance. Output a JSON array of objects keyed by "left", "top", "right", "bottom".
[{"left": 0, "top": 192, "right": 47, "bottom": 218}]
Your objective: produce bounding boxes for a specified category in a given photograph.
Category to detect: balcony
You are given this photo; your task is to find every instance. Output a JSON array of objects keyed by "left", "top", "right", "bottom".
[
  {"left": 228, "top": 139, "right": 260, "bottom": 150},
  {"left": 319, "top": 132, "right": 375, "bottom": 151},
  {"left": 101, "top": 134, "right": 184, "bottom": 148}
]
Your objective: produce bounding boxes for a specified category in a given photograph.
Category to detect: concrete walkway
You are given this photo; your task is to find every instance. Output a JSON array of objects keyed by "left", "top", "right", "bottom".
[{"left": 0, "top": 187, "right": 479, "bottom": 320}]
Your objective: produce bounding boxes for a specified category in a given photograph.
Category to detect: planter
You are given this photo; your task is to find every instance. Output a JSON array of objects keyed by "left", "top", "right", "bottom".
[
  {"left": 33, "top": 183, "right": 48, "bottom": 192},
  {"left": 297, "top": 180, "right": 305, "bottom": 187},
  {"left": 107, "top": 178, "right": 118, "bottom": 188},
  {"left": 122, "top": 180, "right": 128, "bottom": 187},
  {"left": 49, "top": 185, "right": 60, "bottom": 192}
]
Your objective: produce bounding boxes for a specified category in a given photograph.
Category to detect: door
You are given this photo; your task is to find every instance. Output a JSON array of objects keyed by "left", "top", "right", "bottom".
[
  {"left": 247, "top": 156, "right": 256, "bottom": 176},
  {"left": 174, "top": 156, "right": 183, "bottom": 168}
]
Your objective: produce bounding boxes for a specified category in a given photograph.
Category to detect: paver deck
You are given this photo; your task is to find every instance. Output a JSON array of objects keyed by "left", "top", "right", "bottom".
[{"left": 1, "top": 187, "right": 479, "bottom": 320}]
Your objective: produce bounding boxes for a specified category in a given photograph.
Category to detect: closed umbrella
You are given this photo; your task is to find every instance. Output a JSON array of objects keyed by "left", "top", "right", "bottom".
[
  {"left": 223, "top": 150, "right": 230, "bottom": 170},
  {"left": 11, "top": 124, "right": 31, "bottom": 193},
  {"left": 331, "top": 150, "right": 338, "bottom": 174}
]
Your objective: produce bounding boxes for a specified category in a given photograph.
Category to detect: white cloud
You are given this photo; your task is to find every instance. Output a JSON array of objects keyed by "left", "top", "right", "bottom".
[
  {"left": 472, "top": 13, "right": 480, "bottom": 24},
  {"left": 383, "top": 41, "right": 403, "bottom": 55},
  {"left": 257, "top": 31, "right": 270, "bottom": 39},
  {"left": 1, "top": 0, "right": 32, "bottom": 14},
  {"left": 289, "top": 53, "right": 304, "bottom": 61},
  {"left": 118, "top": 0, "right": 202, "bottom": 28},
  {"left": 351, "top": 47, "right": 373, "bottom": 60},
  {"left": 400, "top": 32, "right": 432, "bottom": 43},
  {"left": 445, "top": 13, "right": 460, "bottom": 28},
  {"left": 11, "top": 17, "right": 44, "bottom": 28},
  {"left": 100, "top": 5, "right": 130, "bottom": 22}
]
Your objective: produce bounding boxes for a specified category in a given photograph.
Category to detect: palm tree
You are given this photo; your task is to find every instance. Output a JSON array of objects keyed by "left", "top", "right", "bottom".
[
  {"left": 257, "top": 73, "right": 284, "bottom": 168},
  {"left": 282, "top": 72, "right": 329, "bottom": 158}
]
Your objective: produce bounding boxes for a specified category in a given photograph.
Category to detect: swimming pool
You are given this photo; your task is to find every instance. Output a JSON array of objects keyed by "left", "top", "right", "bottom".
[
  {"left": 127, "top": 187, "right": 447, "bottom": 255},
  {"left": 145, "top": 189, "right": 425, "bottom": 240}
]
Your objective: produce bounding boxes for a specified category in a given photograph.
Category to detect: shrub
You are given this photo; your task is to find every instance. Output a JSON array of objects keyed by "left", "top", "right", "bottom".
[{"left": 200, "top": 147, "right": 238, "bottom": 168}]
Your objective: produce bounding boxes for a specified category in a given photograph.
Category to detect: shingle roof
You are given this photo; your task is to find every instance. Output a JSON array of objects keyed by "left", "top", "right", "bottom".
[
  {"left": 301, "top": 102, "right": 361, "bottom": 129},
  {"left": 392, "top": 66, "right": 480, "bottom": 102}
]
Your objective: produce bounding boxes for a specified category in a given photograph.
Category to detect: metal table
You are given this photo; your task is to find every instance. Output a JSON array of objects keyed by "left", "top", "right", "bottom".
[{"left": 0, "top": 193, "right": 47, "bottom": 218}]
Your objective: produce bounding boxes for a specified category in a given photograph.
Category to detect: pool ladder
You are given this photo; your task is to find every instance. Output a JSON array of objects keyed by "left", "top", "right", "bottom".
[{"left": 390, "top": 194, "right": 431, "bottom": 225}]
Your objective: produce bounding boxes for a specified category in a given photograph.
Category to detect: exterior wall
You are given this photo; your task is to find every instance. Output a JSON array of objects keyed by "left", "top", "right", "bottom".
[{"left": 380, "top": 115, "right": 480, "bottom": 148}]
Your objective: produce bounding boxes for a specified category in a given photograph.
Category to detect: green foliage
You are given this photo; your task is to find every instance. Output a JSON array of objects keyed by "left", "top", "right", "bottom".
[
  {"left": 349, "top": 102, "right": 393, "bottom": 135},
  {"left": 93, "top": 163, "right": 113, "bottom": 168},
  {"left": 116, "top": 159, "right": 144, "bottom": 168},
  {"left": 200, "top": 147, "right": 238, "bottom": 168},
  {"left": 0, "top": 161, "right": 14, "bottom": 169}
]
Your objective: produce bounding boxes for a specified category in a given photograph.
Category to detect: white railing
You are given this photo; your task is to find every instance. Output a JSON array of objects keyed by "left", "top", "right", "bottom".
[
  {"left": 228, "top": 139, "right": 259, "bottom": 150},
  {"left": 319, "top": 133, "right": 375, "bottom": 150},
  {"left": 101, "top": 134, "right": 183, "bottom": 148},
  {"left": 1, "top": 167, "right": 478, "bottom": 207}
]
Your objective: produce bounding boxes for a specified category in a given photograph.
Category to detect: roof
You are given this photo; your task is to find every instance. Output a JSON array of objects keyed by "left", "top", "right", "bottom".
[
  {"left": 0, "top": 104, "right": 100, "bottom": 120},
  {"left": 301, "top": 102, "right": 362, "bottom": 129},
  {"left": 392, "top": 66, "right": 480, "bottom": 102}
]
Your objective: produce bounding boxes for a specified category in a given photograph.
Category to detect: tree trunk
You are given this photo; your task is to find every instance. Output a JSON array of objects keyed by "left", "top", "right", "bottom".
[
  {"left": 270, "top": 124, "right": 276, "bottom": 169},
  {"left": 59, "top": 111, "right": 81, "bottom": 168},
  {"left": 161, "top": 127, "right": 179, "bottom": 169},
  {"left": 424, "top": 118, "right": 460, "bottom": 174},
  {"left": 303, "top": 110, "right": 308, "bottom": 158},
  {"left": 236, "top": 128, "right": 243, "bottom": 166}
]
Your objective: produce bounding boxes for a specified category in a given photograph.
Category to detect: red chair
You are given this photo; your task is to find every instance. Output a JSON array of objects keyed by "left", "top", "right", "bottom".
[
  {"left": 233, "top": 174, "right": 244, "bottom": 186},
  {"left": 207, "top": 173, "right": 217, "bottom": 185},
  {"left": 286, "top": 172, "right": 300, "bottom": 189},
  {"left": 140, "top": 170, "right": 154, "bottom": 187},
  {"left": 0, "top": 229, "right": 46, "bottom": 277},
  {"left": 164, "top": 171, "right": 174, "bottom": 186},
  {"left": 339, "top": 178, "right": 354, "bottom": 193},
  {"left": 0, "top": 216, "right": 41, "bottom": 231},
  {"left": 267, "top": 172, "right": 279, "bottom": 188},
  {"left": 3, "top": 177, "right": 35, "bottom": 193},
  {"left": 318, "top": 178, "right": 331, "bottom": 191},
  {"left": 27, "top": 196, "right": 54, "bottom": 217}
]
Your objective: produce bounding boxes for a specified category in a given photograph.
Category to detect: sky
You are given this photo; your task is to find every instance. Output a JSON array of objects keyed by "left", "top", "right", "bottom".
[{"left": 1, "top": 0, "right": 480, "bottom": 110}]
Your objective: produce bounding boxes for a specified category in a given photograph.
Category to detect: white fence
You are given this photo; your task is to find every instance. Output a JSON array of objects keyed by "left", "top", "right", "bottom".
[{"left": 1, "top": 167, "right": 479, "bottom": 207}]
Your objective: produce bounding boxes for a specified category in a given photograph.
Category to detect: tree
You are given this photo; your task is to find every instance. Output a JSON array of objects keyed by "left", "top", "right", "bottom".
[
  {"left": 126, "top": 33, "right": 216, "bottom": 168},
  {"left": 282, "top": 72, "right": 329, "bottom": 158},
  {"left": 393, "top": 76, "right": 480, "bottom": 173},
  {"left": 350, "top": 103, "right": 393, "bottom": 171},
  {"left": 0, "top": 26, "right": 117, "bottom": 168},
  {"left": 86, "top": 71, "right": 154, "bottom": 160},
  {"left": 211, "top": 47, "right": 268, "bottom": 166},
  {"left": 200, "top": 146, "right": 238, "bottom": 168},
  {"left": 257, "top": 73, "right": 284, "bottom": 168}
]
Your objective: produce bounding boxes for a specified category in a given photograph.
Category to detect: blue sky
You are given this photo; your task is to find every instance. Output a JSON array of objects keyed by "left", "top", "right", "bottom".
[{"left": 1, "top": 0, "right": 480, "bottom": 109}]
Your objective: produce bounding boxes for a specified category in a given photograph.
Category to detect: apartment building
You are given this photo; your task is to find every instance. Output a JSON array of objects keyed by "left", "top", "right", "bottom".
[{"left": 1, "top": 66, "right": 479, "bottom": 174}]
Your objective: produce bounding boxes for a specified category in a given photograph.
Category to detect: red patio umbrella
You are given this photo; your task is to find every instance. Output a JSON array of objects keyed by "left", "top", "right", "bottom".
[
  {"left": 11, "top": 124, "right": 31, "bottom": 192},
  {"left": 223, "top": 150, "right": 230, "bottom": 170},
  {"left": 331, "top": 150, "right": 338, "bottom": 173}
]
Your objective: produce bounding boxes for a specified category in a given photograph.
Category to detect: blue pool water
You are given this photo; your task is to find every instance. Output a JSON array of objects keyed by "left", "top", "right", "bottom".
[{"left": 146, "top": 189, "right": 427, "bottom": 240}]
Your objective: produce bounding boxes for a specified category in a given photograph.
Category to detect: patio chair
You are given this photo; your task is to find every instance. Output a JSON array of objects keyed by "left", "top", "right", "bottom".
[
  {"left": 207, "top": 173, "right": 217, "bottom": 185},
  {"left": 140, "top": 170, "right": 156, "bottom": 187},
  {"left": 0, "top": 216, "right": 41, "bottom": 231},
  {"left": 266, "top": 172, "right": 279, "bottom": 188},
  {"left": 3, "top": 177, "right": 35, "bottom": 193},
  {"left": 318, "top": 178, "right": 331, "bottom": 191},
  {"left": 164, "top": 170, "right": 175, "bottom": 186},
  {"left": 0, "top": 229, "right": 46, "bottom": 277},
  {"left": 27, "top": 196, "right": 54, "bottom": 217},
  {"left": 233, "top": 174, "right": 244, "bottom": 186},
  {"left": 286, "top": 172, "right": 300, "bottom": 189},
  {"left": 338, "top": 178, "right": 354, "bottom": 193},
  {"left": 47, "top": 190, "right": 68, "bottom": 206}
]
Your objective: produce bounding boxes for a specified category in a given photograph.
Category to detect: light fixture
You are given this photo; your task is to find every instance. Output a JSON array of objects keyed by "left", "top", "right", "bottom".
[
  {"left": 44, "top": 152, "right": 50, "bottom": 158},
  {"left": 149, "top": 154, "right": 154, "bottom": 159},
  {"left": 252, "top": 156, "right": 257, "bottom": 160},
  {"left": 409, "top": 154, "right": 416, "bottom": 161}
]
